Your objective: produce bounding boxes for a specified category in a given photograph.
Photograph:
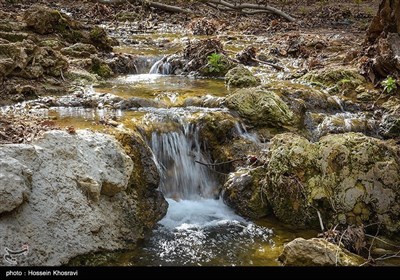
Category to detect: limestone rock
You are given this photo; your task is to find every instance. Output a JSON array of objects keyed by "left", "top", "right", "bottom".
[
  {"left": 0, "top": 157, "right": 32, "bottom": 214},
  {"left": 279, "top": 238, "right": 365, "bottom": 266},
  {"left": 0, "top": 130, "right": 166, "bottom": 265}
]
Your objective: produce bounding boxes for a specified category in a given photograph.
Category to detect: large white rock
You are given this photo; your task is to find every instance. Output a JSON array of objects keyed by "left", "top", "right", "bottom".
[
  {"left": 0, "top": 156, "right": 32, "bottom": 214},
  {"left": 0, "top": 130, "right": 164, "bottom": 266}
]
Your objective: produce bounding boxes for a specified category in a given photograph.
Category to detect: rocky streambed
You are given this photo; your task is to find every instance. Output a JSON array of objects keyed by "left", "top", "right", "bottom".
[{"left": 1, "top": 1, "right": 400, "bottom": 266}]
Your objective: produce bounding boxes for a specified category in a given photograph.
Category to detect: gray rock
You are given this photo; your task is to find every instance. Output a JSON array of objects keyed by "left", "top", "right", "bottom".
[
  {"left": 0, "top": 130, "right": 165, "bottom": 265},
  {"left": 0, "top": 157, "right": 32, "bottom": 214}
]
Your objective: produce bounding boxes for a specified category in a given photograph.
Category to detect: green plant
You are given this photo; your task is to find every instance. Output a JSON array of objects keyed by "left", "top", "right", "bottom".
[
  {"left": 207, "top": 53, "right": 224, "bottom": 73},
  {"left": 382, "top": 76, "right": 398, "bottom": 94}
]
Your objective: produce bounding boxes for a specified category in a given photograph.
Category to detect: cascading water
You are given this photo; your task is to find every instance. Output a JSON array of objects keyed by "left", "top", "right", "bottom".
[
  {"left": 150, "top": 123, "right": 217, "bottom": 200},
  {"left": 149, "top": 57, "right": 172, "bottom": 75},
  {"left": 131, "top": 114, "right": 274, "bottom": 265}
]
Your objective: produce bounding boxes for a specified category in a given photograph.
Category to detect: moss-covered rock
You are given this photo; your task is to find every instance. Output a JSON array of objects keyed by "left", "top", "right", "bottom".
[
  {"left": 225, "top": 88, "right": 295, "bottom": 128},
  {"left": 89, "top": 27, "right": 113, "bottom": 52},
  {"left": 198, "top": 53, "right": 235, "bottom": 77},
  {"left": 61, "top": 43, "right": 98, "bottom": 58},
  {"left": 223, "top": 166, "right": 270, "bottom": 219},
  {"left": 279, "top": 238, "right": 365, "bottom": 266},
  {"left": 225, "top": 65, "right": 261, "bottom": 88},
  {"left": 24, "top": 5, "right": 81, "bottom": 35},
  {"left": 91, "top": 57, "right": 113, "bottom": 78},
  {"left": 302, "top": 67, "right": 366, "bottom": 96},
  {"left": 264, "top": 132, "right": 400, "bottom": 234}
]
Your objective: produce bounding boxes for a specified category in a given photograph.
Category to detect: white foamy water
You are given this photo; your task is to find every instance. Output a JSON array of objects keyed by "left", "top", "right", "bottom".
[
  {"left": 137, "top": 198, "right": 272, "bottom": 265},
  {"left": 159, "top": 198, "right": 246, "bottom": 229}
]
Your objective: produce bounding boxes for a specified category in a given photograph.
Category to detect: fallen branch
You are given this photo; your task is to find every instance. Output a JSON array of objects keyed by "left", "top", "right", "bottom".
[
  {"left": 199, "top": 0, "right": 296, "bottom": 22},
  {"left": 97, "top": 0, "right": 192, "bottom": 13}
]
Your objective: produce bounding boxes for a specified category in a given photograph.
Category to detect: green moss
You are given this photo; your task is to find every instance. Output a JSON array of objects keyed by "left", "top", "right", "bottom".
[
  {"left": 89, "top": 27, "right": 113, "bottom": 52},
  {"left": 302, "top": 68, "right": 366, "bottom": 95},
  {"left": 91, "top": 57, "right": 113, "bottom": 79},
  {"left": 225, "top": 65, "right": 261, "bottom": 88},
  {"left": 225, "top": 88, "right": 294, "bottom": 128}
]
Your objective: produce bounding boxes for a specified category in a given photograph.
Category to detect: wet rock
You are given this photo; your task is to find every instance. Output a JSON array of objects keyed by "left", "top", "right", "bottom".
[
  {"left": 107, "top": 54, "right": 138, "bottom": 75},
  {"left": 24, "top": 5, "right": 81, "bottom": 35},
  {"left": 225, "top": 88, "right": 294, "bottom": 128},
  {"left": 0, "top": 157, "right": 32, "bottom": 214},
  {"left": 264, "top": 132, "right": 400, "bottom": 234},
  {"left": 279, "top": 238, "right": 365, "bottom": 266},
  {"left": 114, "top": 131, "right": 168, "bottom": 228},
  {"left": 223, "top": 167, "right": 270, "bottom": 219},
  {"left": 302, "top": 67, "right": 366, "bottom": 96},
  {"left": 379, "top": 98, "right": 400, "bottom": 139},
  {"left": 380, "top": 114, "right": 400, "bottom": 138},
  {"left": 225, "top": 65, "right": 261, "bottom": 88},
  {"left": 61, "top": 43, "right": 98, "bottom": 58},
  {"left": 0, "top": 130, "right": 166, "bottom": 265}
]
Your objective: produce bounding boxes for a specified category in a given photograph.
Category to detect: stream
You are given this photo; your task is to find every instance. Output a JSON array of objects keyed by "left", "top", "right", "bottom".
[{"left": 61, "top": 55, "right": 316, "bottom": 266}]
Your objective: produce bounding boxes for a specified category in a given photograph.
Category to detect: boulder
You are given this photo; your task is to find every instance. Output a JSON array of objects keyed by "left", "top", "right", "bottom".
[
  {"left": 225, "top": 65, "right": 261, "bottom": 88},
  {"left": 61, "top": 43, "right": 98, "bottom": 58},
  {"left": 279, "top": 238, "right": 365, "bottom": 266},
  {"left": 264, "top": 132, "right": 400, "bottom": 234},
  {"left": 225, "top": 88, "right": 294, "bottom": 128},
  {"left": 302, "top": 67, "right": 366, "bottom": 96},
  {"left": 24, "top": 5, "right": 81, "bottom": 35},
  {"left": 222, "top": 167, "right": 270, "bottom": 219},
  {"left": 0, "top": 130, "right": 166, "bottom": 265},
  {"left": 0, "top": 157, "right": 32, "bottom": 214}
]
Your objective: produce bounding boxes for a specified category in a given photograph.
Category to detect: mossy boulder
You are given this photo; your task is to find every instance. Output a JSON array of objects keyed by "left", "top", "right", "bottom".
[
  {"left": 302, "top": 67, "right": 366, "bottom": 96},
  {"left": 61, "top": 43, "right": 98, "bottom": 58},
  {"left": 223, "top": 166, "right": 270, "bottom": 219},
  {"left": 225, "top": 88, "right": 295, "bottom": 128},
  {"left": 279, "top": 238, "right": 365, "bottom": 266},
  {"left": 225, "top": 65, "right": 261, "bottom": 88},
  {"left": 380, "top": 99, "right": 400, "bottom": 139},
  {"left": 24, "top": 5, "right": 81, "bottom": 35},
  {"left": 91, "top": 57, "right": 113, "bottom": 78},
  {"left": 89, "top": 27, "right": 113, "bottom": 52},
  {"left": 193, "top": 112, "right": 260, "bottom": 175},
  {"left": 0, "top": 40, "right": 67, "bottom": 79},
  {"left": 264, "top": 132, "right": 400, "bottom": 234}
]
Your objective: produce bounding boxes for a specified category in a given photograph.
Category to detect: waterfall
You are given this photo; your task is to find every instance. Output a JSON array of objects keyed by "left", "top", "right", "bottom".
[
  {"left": 150, "top": 122, "right": 217, "bottom": 200},
  {"left": 149, "top": 57, "right": 172, "bottom": 75}
]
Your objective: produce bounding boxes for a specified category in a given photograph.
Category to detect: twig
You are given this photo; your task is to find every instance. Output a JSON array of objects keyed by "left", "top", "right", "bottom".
[
  {"left": 364, "top": 234, "right": 400, "bottom": 249},
  {"left": 335, "top": 227, "right": 348, "bottom": 266},
  {"left": 368, "top": 223, "right": 381, "bottom": 261},
  {"left": 195, "top": 158, "right": 243, "bottom": 167}
]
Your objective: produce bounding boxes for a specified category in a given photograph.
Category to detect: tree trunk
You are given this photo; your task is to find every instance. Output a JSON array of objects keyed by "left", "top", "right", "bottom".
[
  {"left": 362, "top": 0, "right": 400, "bottom": 83},
  {"left": 366, "top": 0, "right": 400, "bottom": 43}
]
